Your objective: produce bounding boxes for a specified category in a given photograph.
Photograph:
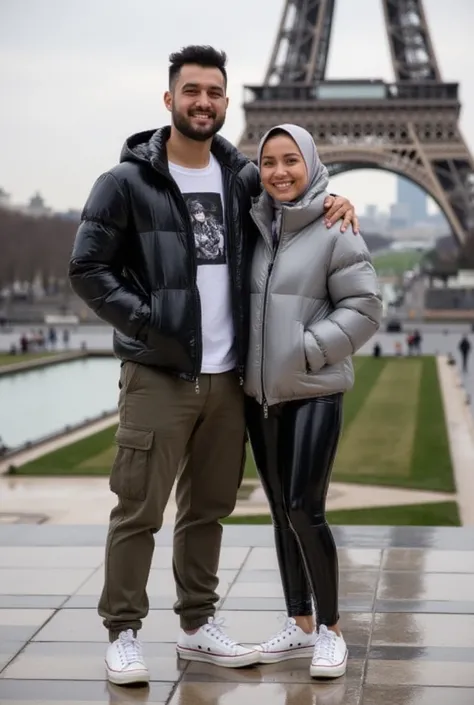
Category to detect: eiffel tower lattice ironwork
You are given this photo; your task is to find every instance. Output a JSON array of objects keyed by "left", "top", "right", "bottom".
[{"left": 238, "top": 0, "right": 474, "bottom": 252}]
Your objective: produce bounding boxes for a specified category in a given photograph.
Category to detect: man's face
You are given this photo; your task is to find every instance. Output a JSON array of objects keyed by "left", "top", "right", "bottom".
[{"left": 164, "top": 64, "right": 229, "bottom": 142}]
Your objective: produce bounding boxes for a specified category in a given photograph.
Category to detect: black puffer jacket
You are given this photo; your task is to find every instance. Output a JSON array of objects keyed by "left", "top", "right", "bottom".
[{"left": 69, "top": 126, "right": 261, "bottom": 382}]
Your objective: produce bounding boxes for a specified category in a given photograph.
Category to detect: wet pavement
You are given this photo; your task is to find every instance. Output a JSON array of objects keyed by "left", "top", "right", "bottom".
[{"left": 1, "top": 524, "right": 474, "bottom": 704}]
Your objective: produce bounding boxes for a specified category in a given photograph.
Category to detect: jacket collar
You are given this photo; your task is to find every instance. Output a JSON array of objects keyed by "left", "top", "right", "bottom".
[
  {"left": 121, "top": 126, "right": 250, "bottom": 174},
  {"left": 251, "top": 186, "right": 329, "bottom": 240}
]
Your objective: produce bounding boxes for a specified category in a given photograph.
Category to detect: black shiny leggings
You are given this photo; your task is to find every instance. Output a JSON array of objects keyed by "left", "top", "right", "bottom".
[{"left": 245, "top": 393, "right": 343, "bottom": 626}]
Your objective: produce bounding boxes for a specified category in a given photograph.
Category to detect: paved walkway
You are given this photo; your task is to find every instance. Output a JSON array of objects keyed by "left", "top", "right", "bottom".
[
  {"left": 0, "top": 474, "right": 457, "bottom": 526},
  {"left": 437, "top": 357, "right": 474, "bottom": 525},
  {"left": 1, "top": 524, "right": 474, "bottom": 704}
]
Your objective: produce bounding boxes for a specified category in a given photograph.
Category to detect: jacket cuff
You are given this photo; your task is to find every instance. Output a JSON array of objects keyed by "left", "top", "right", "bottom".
[{"left": 303, "top": 330, "right": 325, "bottom": 372}]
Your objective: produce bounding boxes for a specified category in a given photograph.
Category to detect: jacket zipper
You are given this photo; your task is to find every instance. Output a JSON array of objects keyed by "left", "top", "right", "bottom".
[
  {"left": 155, "top": 172, "right": 203, "bottom": 391},
  {"left": 258, "top": 214, "right": 284, "bottom": 418},
  {"left": 260, "top": 260, "right": 273, "bottom": 418},
  {"left": 223, "top": 168, "right": 244, "bottom": 386}
]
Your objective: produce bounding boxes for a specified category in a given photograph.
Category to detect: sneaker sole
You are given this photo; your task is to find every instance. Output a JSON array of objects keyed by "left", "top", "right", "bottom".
[
  {"left": 176, "top": 646, "right": 259, "bottom": 668},
  {"left": 257, "top": 645, "right": 315, "bottom": 663},
  {"left": 106, "top": 664, "right": 150, "bottom": 686},
  {"left": 310, "top": 652, "right": 348, "bottom": 679}
]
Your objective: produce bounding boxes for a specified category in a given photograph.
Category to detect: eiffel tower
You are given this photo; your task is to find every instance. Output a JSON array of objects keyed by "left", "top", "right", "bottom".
[{"left": 238, "top": 0, "right": 474, "bottom": 257}]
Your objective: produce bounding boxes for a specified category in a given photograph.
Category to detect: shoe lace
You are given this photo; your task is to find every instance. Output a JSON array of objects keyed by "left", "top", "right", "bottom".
[
  {"left": 204, "top": 617, "right": 237, "bottom": 647},
  {"left": 118, "top": 629, "right": 142, "bottom": 664},
  {"left": 261, "top": 615, "right": 298, "bottom": 649},
  {"left": 314, "top": 626, "right": 337, "bottom": 661}
]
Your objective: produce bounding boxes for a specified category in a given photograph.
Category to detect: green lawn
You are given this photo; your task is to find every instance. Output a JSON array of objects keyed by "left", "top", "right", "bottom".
[
  {"left": 0, "top": 352, "right": 56, "bottom": 367},
  {"left": 333, "top": 356, "right": 454, "bottom": 492},
  {"left": 222, "top": 502, "right": 461, "bottom": 527},
  {"left": 372, "top": 250, "right": 424, "bottom": 276},
  {"left": 14, "top": 356, "right": 455, "bottom": 498}
]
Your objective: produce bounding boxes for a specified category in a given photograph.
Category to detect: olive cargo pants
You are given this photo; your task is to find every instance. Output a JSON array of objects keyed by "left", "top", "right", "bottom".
[{"left": 98, "top": 362, "right": 246, "bottom": 638}]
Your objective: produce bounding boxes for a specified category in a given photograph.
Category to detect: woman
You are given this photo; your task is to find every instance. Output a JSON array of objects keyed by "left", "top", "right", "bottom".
[{"left": 244, "top": 124, "right": 382, "bottom": 678}]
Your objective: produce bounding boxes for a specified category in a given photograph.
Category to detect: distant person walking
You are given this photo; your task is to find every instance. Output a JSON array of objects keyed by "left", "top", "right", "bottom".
[
  {"left": 412, "top": 329, "right": 422, "bottom": 355},
  {"left": 459, "top": 335, "right": 471, "bottom": 373}
]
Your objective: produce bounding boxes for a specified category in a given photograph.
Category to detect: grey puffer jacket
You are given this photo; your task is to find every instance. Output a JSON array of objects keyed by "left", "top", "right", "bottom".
[{"left": 244, "top": 189, "right": 382, "bottom": 408}]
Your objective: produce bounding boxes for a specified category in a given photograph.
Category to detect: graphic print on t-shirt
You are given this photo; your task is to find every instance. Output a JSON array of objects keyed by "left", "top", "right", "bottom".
[{"left": 184, "top": 192, "right": 226, "bottom": 265}]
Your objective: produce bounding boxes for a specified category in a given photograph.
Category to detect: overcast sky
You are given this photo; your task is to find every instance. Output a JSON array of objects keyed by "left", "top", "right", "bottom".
[{"left": 1, "top": 0, "right": 473, "bottom": 214}]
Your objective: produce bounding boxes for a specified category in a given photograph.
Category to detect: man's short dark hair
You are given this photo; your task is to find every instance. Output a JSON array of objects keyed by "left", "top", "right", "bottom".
[{"left": 169, "top": 45, "right": 228, "bottom": 89}]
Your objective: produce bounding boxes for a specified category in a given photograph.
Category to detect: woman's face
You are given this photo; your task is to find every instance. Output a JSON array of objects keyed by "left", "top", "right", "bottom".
[{"left": 260, "top": 134, "right": 308, "bottom": 202}]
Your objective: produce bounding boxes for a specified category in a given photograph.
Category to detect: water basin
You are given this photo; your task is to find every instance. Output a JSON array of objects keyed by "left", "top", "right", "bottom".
[{"left": 0, "top": 356, "right": 120, "bottom": 448}]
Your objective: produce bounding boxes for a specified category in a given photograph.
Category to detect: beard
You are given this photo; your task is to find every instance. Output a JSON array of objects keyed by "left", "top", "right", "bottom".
[{"left": 172, "top": 106, "right": 226, "bottom": 142}]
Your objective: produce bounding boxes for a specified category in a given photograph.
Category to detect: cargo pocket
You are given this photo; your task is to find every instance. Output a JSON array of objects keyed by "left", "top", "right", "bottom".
[{"left": 110, "top": 425, "right": 154, "bottom": 502}]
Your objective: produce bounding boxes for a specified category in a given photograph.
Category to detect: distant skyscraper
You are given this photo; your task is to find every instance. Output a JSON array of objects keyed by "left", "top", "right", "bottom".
[
  {"left": 365, "top": 204, "right": 377, "bottom": 219},
  {"left": 397, "top": 176, "right": 428, "bottom": 223},
  {"left": 397, "top": 177, "right": 427, "bottom": 223}
]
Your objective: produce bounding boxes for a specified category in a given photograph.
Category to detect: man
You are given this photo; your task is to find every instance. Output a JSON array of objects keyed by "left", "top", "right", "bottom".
[{"left": 69, "top": 45, "right": 359, "bottom": 685}]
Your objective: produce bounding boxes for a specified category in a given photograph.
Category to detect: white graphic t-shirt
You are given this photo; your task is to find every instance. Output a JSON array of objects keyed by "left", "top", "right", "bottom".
[{"left": 169, "top": 155, "right": 236, "bottom": 374}]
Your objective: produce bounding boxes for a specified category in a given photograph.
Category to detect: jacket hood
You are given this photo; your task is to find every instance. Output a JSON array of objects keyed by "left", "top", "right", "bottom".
[{"left": 120, "top": 126, "right": 251, "bottom": 174}]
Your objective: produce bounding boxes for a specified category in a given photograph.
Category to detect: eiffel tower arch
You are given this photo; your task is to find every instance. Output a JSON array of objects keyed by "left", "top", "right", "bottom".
[{"left": 238, "top": 0, "right": 474, "bottom": 254}]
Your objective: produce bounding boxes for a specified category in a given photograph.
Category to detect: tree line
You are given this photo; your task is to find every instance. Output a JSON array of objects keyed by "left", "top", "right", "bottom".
[
  {"left": 1, "top": 205, "right": 471, "bottom": 291},
  {"left": 0, "top": 208, "right": 79, "bottom": 287}
]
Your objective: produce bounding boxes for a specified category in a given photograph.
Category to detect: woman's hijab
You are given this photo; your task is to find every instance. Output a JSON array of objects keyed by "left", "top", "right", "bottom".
[
  {"left": 257, "top": 124, "right": 329, "bottom": 204},
  {"left": 257, "top": 124, "right": 329, "bottom": 242}
]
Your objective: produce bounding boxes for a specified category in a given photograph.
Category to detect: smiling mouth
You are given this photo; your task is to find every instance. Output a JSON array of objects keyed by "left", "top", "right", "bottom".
[
  {"left": 191, "top": 112, "right": 214, "bottom": 120},
  {"left": 272, "top": 181, "right": 294, "bottom": 191}
]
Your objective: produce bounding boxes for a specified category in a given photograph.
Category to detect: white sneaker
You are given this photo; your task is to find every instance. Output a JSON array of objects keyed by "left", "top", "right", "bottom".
[
  {"left": 310, "top": 625, "right": 348, "bottom": 679},
  {"left": 254, "top": 617, "right": 316, "bottom": 663},
  {"left": 176, "top": 616, "right": 259, "bottom": 668},
  {"left": 105, "top": 629, "right": 149, "bottom": 685}
]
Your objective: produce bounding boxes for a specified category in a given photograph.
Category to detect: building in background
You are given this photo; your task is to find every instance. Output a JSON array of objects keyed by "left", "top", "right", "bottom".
[{"left": 396, "top": 177, "right": 427, "bottom": 224}]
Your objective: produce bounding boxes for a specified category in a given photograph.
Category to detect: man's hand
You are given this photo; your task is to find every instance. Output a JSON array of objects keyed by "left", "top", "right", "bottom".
[{"left": 323, "top": 195, "right": 359, "bottom": 234}]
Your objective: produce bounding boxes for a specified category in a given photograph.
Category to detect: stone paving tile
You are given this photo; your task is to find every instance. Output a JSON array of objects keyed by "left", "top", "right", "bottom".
[
  {"left": 361, "top": 686, "right": 474, "bottom": 705},
  {"left": 0, "top": 568, "right": 96, "bottom": 595},
  {"left": 369, "top": 645, "right": 474, "bottom": 662},
  {"left": 0, "top": 609, "right": 54, "bottom": 644},
  {"left": 374, "top": 599, "right": 474, "bottom": 614},
  {"left": 0, "top": 547, "right": 105, "bottom": 569},
  {"left": 2, "top": 526, "right": 474, "bottom": 704},
  {"left": 1, "top": 641, "right": 186, "bottom": 682},
  {"left": 381, "top": 548, "right": 474, "bottom": 573},
  {"left": 0, "top": 596, "right": 67, "bottom": 609},
  {"left": 366, "top": 659, "right": 474, "bottom": 687},
  {"left": 0, "top": 642, "right": 24, "bottom": 672},
  {"left": 371, "top": 612, "right": 474, "bottom": 648},
  {"left": 0, "top": 680, "right": 173, "bottom": 703},
  {"left": 168, "top": 681, "right": 362, "bottom": 705},
  {"left": 377, "top": 571, "right": 474, "bottom": 601}
]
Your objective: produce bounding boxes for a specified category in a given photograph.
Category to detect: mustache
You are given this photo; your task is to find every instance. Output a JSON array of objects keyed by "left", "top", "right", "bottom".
[{"left": 189, "top": 110, "right": 216, "bottom": 118}]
